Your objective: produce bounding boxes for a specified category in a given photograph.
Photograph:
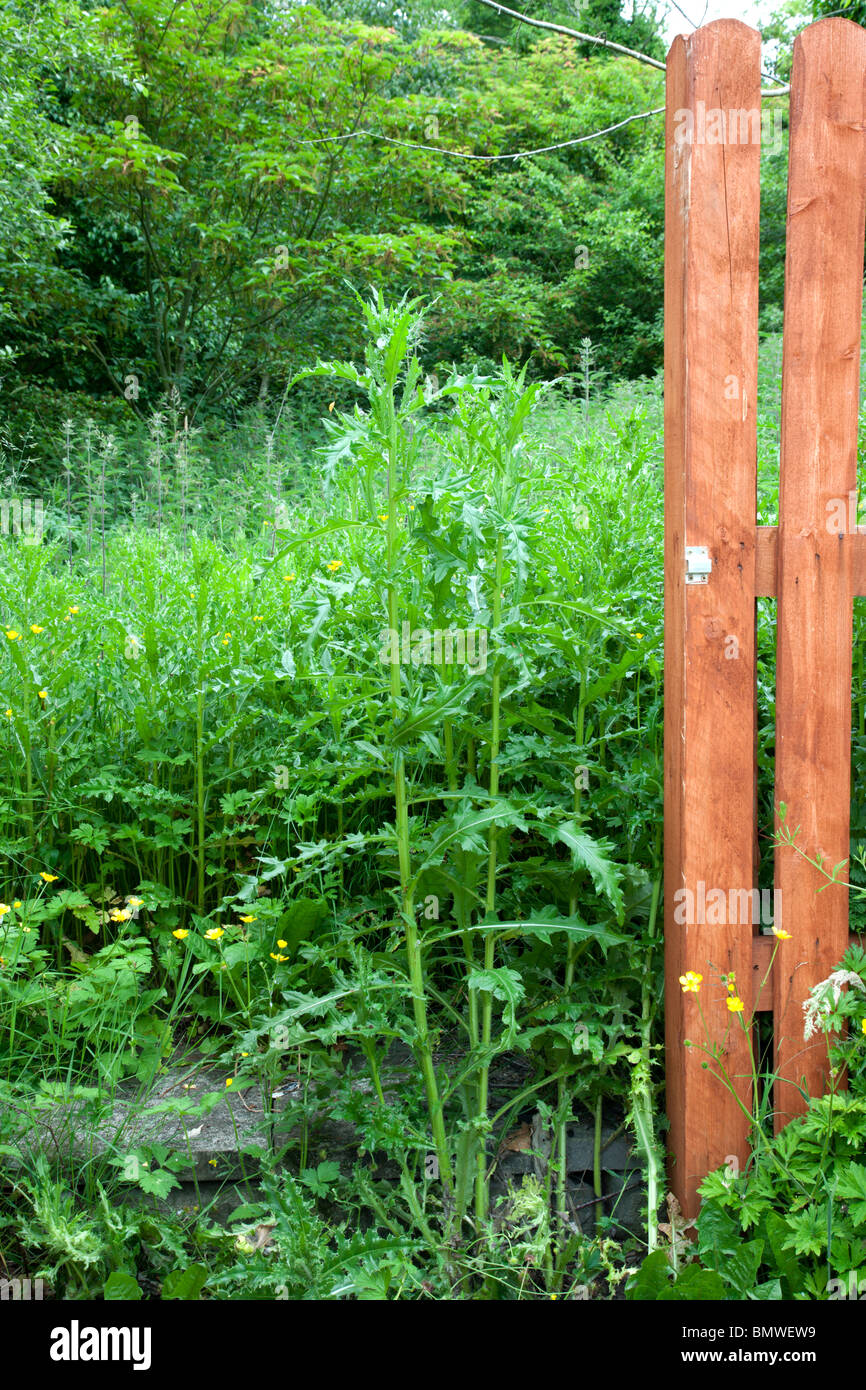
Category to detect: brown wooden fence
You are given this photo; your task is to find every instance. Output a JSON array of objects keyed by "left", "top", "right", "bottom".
[{"left": 664, "top": 15, "right": 866, "bottom": 1217}]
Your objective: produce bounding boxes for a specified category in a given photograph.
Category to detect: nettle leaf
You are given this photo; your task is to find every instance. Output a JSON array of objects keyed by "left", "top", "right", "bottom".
[{"left": 483, "top": 905, "right": 627, "bottom": 955}]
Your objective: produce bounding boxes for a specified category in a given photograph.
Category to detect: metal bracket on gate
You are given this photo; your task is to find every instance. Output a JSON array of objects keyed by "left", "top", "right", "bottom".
[{"left": 685, "top": 546, "right": 712, "bottom": 585}]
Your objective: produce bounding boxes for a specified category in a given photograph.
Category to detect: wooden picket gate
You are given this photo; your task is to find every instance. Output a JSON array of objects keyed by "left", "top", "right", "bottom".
[{"left": 664, "top": 16, "right": 866, "bottom": 1217}]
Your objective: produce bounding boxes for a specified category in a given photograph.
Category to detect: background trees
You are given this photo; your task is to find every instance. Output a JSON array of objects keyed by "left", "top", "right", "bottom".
[{"left": 0, "top": 0, "right": 794, "bottom": 455}]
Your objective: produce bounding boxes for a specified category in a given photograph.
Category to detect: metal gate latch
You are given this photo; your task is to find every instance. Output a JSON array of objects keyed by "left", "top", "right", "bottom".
[{"left": 685, "top": 546, "right": 712, "bottom": 584}]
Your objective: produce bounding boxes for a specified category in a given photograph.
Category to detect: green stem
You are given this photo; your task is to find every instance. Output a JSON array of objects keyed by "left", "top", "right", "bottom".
[{"left": 475, "top": 534, "right": 504, "bottom": 1224}]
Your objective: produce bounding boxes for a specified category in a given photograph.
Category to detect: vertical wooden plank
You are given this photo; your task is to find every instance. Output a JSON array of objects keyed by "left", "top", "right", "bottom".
[
  {"left": 774, "top": 18, "right": 866, "bottom": 1126},
  {"left": 664, "top": 20, "right": 761, "bottom": 1217}
]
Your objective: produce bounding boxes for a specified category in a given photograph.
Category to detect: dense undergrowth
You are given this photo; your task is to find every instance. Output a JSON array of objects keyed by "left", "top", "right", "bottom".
[{"left": 1, "top": 297, "right": 866, "bottom": 1299}]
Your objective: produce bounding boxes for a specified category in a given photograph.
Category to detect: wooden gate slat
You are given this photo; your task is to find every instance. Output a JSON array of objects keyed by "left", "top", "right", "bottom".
[
  {"left": 664, "top": 19, "right": 761, "bottom": 1217},
  {"left": 773, "top": 18, "right": 866, "bottom": 1127}
]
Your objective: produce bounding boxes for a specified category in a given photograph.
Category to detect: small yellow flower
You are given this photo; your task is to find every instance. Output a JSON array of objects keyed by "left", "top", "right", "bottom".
[
  {"left": 239, "top": 914, "right": 255, "bottom": 923},
  {"left": 772, "top": 926, "right": 791, "bottom": 940},
  {"left": 378, "top": 514, "right": 388, "bottom": 523},
  {"left": 861, "top": 1018, "right": 866, "bottom": 1035},
  {"left": 172, "top": 929, "right": 189, "bottom": 940},
  {"left": 284, "top": 574, "right": 295, "bottom": 582},
  {"left": 5, "top": 629, "right": 20, "bottom": 641},
  {"left": 277, "top": 938, "right": 288, "bottom": 949},
  {"left": 726, "top": 996, "right": 745, "bottom": 1013},
  {"left": 39, "top": 872, "right": 59, "bottom": 883},
  {"left": 127, "top": 896, "right": 143, "bottom": 907},
  {"left": 208, "top": 1158, "right": 218, "bottom": 1167},
  {"left": 4, "top": 709, "right": 11, "bottom": 720},
  {"left": 241, "top": 1051, "right": 250, "bottom": 1058},
  {"left": 30, "top": 625, "right": 44, "bottom": 634},
  {"left": 37, "top": 690, "right": 47, "bottom": 700},
  {"left": 204, "top": 927, "right": 225, "bottom": 940},
  {"left": 68, "top": 606, "right": 79, "bottom": 614},
  {"left": 225, "top": 1078, "right": 233, "bottom": 1088},
  {"left": 0, "top": 904, "right": 9, "bottom": 917},
  {"left": 109, "top": 908, "right": 130, "bottom": 922},
  {"left": 252, "top": 615, "right": 264, "bottom": 622},
  {"left": 269, "top": 951, "right": 289, "bottom": 962},
  {"left": 725, "top": 972, "right": 736, "bottom": 992},
  {"left": 631, "top": 632, "right": 644, "bottom": 640},
  {"left": 326, "top": 560, "right": 343, "bottom": 572},
  {"left": 12, "top": 900, "right": 21, "bottom": 909},
  {"left": 679, "top": 971, "right": 703, "bottom": 994}
]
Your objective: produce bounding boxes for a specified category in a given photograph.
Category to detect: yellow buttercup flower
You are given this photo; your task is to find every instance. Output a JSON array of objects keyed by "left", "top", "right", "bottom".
[
  {"left": 39, "top": 872, "right": 59, "bottom": 883},
  {"left": 326, "top": 560, "right": 343, "bottom": 572},
  {"left": 109, "top": 908, "right": 130, "bottom": 922},
  {"left": 772, "top": 926, "right": 791, "bottom": 940},
  {"left": 239, "top": 914, "right": 255, "bottom": 923},
  {"left": 252, "top": 615, "right": 263, "bottom": 622},
  {"left": 726, "top": 996, "right": 745, "bottom": 1013},
  {"left": 4, "top": 709, "right": 11, "bottom": 720},
  {"left": 204, "top": 927, "right": 225, "bottom": 940},
  {"left": 68, "top": 606, "right": 79, "bottom": 614},
  {"left": 225, "top": 1078, "right": 233, "bottom": 1088},
  {"left": 12, "top": 900, "right": 21, "bottom": 908},
  {"left": 679, "top": 971, "right": 703, "bottom": 994},
  {"left": 30, "top": 625, "right": 44, "bottom": 634},
  {"left": 269, "top": 952, "right": 289, "bottom": 962},
  {"left": 5, "top": 630, "right": 20, "bottom": 641},
  {"left": 725, "top": 972, "right": 736, "bottom": 992},
  {"left": 172, "top": 929, "right": 189, "bottom": 940},
  {"left": 378, "top": 514, "right": 388, "bottom": 522},
  {"left": 277, "top": 938, "right": 288, "bottom": 948},
  {"left": 38, "top": 689, "right": 47, "bottom": 700},
  {"left": 127, "top": 896, "right": 143, "bottom": 907},
  {"left": 284, "top": 574, "right": 295, "bottom": 582},
  {"left": 0, "top": 904, "right": 9, "bottom": 917},
  {"left": 861, "top": 1017, "right": 866, "bottom": 1034}
]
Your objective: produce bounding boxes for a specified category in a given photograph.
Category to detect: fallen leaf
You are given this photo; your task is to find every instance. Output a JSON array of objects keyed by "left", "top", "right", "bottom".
[{"left": 498, "top": 1122, "right": 532, "bottom": 1155}]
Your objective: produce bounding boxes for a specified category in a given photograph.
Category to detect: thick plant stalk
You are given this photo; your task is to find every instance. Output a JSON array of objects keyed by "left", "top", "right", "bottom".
[
  {"left": 634, "top": 833, "right": 663, "bottom": 1253},
  {"left": 475, "top": 534, "right": 504, "bottom": 1223},
  {"left": 385, "top": 414, "right": 452, "bottom": 1195},
  {"left": 556, "top": 682, "right": 586, "bottom": 1229},
  {"left": 195, "top": 678, "right": 206, "bottom": 915}
]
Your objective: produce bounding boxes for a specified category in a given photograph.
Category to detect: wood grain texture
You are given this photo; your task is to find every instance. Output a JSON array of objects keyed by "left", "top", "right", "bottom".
[
  {"left": 773, "top": 18, "right": 866, "bottom": 1127},
  {"left": 664, "top": 19, "right": 761, "bottom": 1217},
  {"left": 756, "top": 526, "right": 866, "bottom": 596}
]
